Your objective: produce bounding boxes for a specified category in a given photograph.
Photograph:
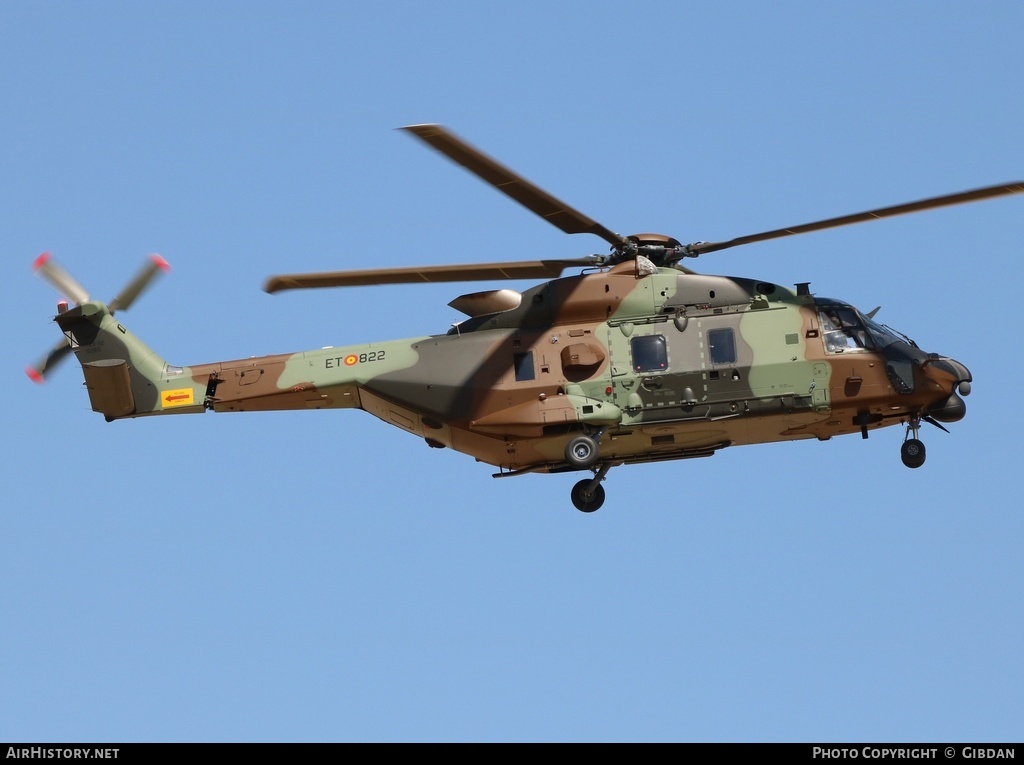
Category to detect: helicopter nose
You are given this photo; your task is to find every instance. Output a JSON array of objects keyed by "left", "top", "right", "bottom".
[
  {"left": 926, "top": 356, "right": 972, "bottom": 394},
  {"left": 922, "top": 356, "right": 972, "bottom": 423}
]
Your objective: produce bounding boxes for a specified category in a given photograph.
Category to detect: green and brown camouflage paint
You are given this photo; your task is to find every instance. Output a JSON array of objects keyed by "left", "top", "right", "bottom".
[{"left": 52, "top": 256, "right": 970, "bottom": 476}]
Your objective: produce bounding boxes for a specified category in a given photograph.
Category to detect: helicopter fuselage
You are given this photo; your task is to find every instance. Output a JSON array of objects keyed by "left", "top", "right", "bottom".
[{"left": 61, "top": 259, "right": 968, "bottom": 479}]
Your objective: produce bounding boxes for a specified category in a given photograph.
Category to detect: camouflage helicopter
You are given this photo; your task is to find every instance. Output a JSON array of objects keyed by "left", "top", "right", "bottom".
[{"left": 29, "top": 125, "right": 1022, "bottom": 511}]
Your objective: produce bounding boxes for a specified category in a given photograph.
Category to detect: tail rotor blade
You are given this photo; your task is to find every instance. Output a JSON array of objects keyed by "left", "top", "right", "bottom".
[
  {"left": 109, "top": 253, "right": 170, "bottom": 312},
  {"left": 33, "top": 252, "right": 90, "bottom": 304},
  {"left": 25, "top": 340, "right": 73, "bottom": 383}
]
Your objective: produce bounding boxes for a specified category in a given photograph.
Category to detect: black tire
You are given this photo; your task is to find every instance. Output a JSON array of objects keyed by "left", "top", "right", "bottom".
[
  {"left": 571, "top": 480, "right": 605, "bottom": 513},
  {"left": 564, "top": 435, "right": 599, "bottom": 468},
  {"left": 901, "top": 438, "right": 926, "bottom": 468}
]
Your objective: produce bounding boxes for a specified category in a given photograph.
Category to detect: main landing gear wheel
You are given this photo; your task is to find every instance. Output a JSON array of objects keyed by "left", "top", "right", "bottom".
[
  {"left": 564, "top": 434, "right": 599, "bottom": 468},
  {"left": 571, "top": 480, "right": 606, "bottom": 512},
  {"left": 901, "top": 438, "right": 926, "bottom": 468}
]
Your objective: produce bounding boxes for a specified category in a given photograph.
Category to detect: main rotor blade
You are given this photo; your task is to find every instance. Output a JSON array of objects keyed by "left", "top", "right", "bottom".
[
  {"left": 402, "top": 124, "right": 629, "bottom": 249},
  {"left": 26, "top": 340, "right": 72, "bottom": 383},
  {"left": 109, "top": 254, "right": 170, "bottom": 312},
  {"left": 265, "top": 258, "right": 598, "bottom": 293},
  {"left": 690, "top": 181, "right": 1024, "bottom": 255},
  {"left": 33, "top": 252, "right": 90, "bottom": 304}
]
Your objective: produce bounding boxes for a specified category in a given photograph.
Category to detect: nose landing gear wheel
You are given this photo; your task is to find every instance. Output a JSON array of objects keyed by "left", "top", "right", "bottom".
[
  {"left": 571, "top": 480, "right": 606, "bottom": 512},
  {"left": 901, "top": 438, "right": 926, "bottom": 468}
]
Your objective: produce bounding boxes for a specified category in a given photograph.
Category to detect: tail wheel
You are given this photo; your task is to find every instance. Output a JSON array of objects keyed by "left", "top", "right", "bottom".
[
  {"left": 564, "top": 434, "right": 599, "bottom": 468},
  {"left": 571, "top": 480, "right": 605, "bottom": 512},
  {"left": 901, "top": 438, "right": 926, "bottom": 468}
]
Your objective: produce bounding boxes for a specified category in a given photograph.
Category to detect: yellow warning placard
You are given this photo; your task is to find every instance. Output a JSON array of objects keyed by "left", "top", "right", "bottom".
[{"left": 162, "top": 388, "right": 195, "bottom": 408}]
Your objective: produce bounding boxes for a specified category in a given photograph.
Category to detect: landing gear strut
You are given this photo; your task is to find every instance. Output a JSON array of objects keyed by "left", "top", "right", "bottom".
[
  {"left": 571, "top": 463, "right": 613, "bottom": 513},
  {"left": 901, "top": 415, "right": 926, "bottom": 469}
]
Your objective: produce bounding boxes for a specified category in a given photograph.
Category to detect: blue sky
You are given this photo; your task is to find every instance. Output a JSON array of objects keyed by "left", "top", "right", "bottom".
[{"left": 2, "top": 1, "right": 1022, "bottom": 743}]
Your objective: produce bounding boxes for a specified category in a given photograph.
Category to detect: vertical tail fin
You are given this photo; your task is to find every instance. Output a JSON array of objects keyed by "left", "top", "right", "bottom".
[
  {"left": 54, "top": 300, "right": 205, "bottom": 420},
  {"left": 29, "top": 254, "right": 203, "bottom": 419}
]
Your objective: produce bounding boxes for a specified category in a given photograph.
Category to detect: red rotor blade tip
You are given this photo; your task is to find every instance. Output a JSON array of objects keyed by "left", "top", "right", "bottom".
[
  {"left": 32, "top": 252, "right": 52, "bottom": 271},
  {"left": 149, "top": 253, "right": 170, "bottom": 271},
  {"left": 25, "top": 366, "right": 44, "bottom": 383}
]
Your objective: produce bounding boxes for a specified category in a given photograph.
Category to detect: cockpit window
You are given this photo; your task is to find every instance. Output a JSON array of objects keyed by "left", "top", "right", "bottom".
[
  {"left": 818, "top": 304, "right": 874, "bottom": 353},
  {"left": 817, "top": 298, "right": 918, "bottom": 353}
]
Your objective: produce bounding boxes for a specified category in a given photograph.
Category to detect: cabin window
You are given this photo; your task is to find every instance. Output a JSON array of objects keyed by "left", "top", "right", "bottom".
[
  {"left": 708, "top": 328, "right": 736, "bottom": 365},
  {"left": 631, "top": 335, "right": 668, "bottom": 372},
  {"left": 513, "top": 352, "right": 535, "bottom": 381}
]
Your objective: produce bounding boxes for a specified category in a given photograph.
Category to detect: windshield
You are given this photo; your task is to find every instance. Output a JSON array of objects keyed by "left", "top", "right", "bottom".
[
  {"left": 818, "top": 302, "right": 873, "bottom": 352},
  {"left": 863, "top": 316, "right": 917, "bottom": 349},
  {"left": 817, "top": 298, "right": 917, "bottom": 352}
]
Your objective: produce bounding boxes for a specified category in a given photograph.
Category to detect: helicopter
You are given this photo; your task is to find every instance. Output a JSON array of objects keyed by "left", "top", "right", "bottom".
[{"left": 28, "top": 124, "right": 1023, "bottom": 511}]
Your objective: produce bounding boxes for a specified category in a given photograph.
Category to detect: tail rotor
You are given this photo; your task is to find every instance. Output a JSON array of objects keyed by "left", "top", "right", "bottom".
[{"left": 27, "top": 252, "right": 170, "bottom": 382}]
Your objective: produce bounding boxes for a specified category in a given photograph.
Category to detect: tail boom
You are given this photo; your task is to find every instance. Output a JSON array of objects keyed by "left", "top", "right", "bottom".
[{"left": 53, "top": 300, "right": 423, "bottom": 420}]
